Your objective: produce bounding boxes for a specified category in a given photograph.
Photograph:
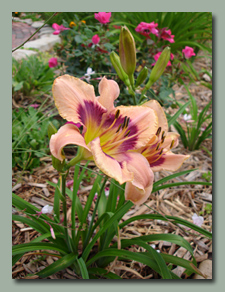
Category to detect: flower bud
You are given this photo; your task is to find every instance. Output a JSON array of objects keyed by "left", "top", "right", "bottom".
[
  {"left": 147, "top": 47, "right": 171, "bottom": 87},
  {"left": 119, "top": 26, "right": 136, "bottom": 76},
  {"left": 110, "top": 51, "right": 130, "bottom": 87},
  {"left": 135, "top": 66, "right": 148, "bottom": 87}
]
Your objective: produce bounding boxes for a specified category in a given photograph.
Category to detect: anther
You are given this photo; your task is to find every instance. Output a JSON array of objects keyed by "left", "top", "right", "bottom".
[
  {"left": 116, "top": 124, "right": 122, "bottom": 133},
  {"left": 156, "top": 143, "right": 160, "bottom": 151},
  {"left": 125, "top": 117, "right": 130, "bottom": 128},
  {"left": 156, "top": 127, "right": 162, "bottom": 136},
  {"left": 161, "top": 135, "right": 166, "bottom": 144},
  {"left": 122, "top": 116, "right": 127, "bottom": 129},
  {"left": 115, "top": 109, "right": 120, "bottom": 119},
  {"left": 124, "top": 130, "right": 130, "bottom": 137},
  {"left": 161, "top": 131, "right": 165, "bottom": 140},
  {"left": 170, "top": 140, "right": 175, "bottom": 149},
  {"left": 159, "top": 148, "right": 163, "bottom": 155}
]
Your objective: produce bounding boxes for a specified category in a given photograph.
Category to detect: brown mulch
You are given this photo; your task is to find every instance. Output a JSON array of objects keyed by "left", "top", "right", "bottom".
[{"left": 12, "top": 50, "right": 212, "bottom": 279}]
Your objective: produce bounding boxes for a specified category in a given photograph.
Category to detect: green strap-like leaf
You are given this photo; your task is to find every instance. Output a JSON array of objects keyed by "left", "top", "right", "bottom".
[
  {"left": 88, "top": 267, "right": 122, "bottom": 279},
  {"left": 167, "top": 100, "right": 190, "bottom": 127},
  {"left": 77, "top": 257, "right": 89, "bottom": 279},
  {"left": 86, "top": 248, "right": 180, "bottom": 279},
  {"left": 119, "top": 214, "right": 212, "bottom": 239},
  {"left": 82, "top": 200, "right": 133, "bottom": 262},
  {"left": 36, "top": 253, "right": 77, "bottom": 278},
  {"left": 153, "top": 169, "right": 197, "bottom": 188},
  {"left": 12, "top": 254, "right": 24, "bottom": 266},
  {"left": 12, "top": 242, "right": 67, "bottom": 256},
  {"left": 152, "top": 181, "right": 212, "bottom": 193}
]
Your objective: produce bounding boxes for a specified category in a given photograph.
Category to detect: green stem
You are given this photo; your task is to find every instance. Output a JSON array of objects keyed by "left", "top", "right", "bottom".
[
  {"left": 139, "top": 80, "right": 154, "bottom": 103},
  {"left": 65, "top": 152, "right": 83, "bottom": 170},
  {"left": 83, "top": 176, "right": 108, "bottom": 250},
  {"left": 61, "top": 173, "right": 72, "bottom": 252},
  {"left": 12, "top": 12, "right": 58, "bottom": 52}
]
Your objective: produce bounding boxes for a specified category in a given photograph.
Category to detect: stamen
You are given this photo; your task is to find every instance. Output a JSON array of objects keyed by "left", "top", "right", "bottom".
[
  {"left": 156, "top": 127, "right": 162, "bottom": 136},
  {"left": 156, "top": 143, "right": 160, "bottom": 151},
  {"left": 122, "top": 116, "right": 127, "bottom": 129},
  {"left": 116, "top": 124, "right": 122, "bottom": 133},
  {"left": 161, "top": 135, "right": 166, "bottom": 144},
  {"left": 170, "top": 140, "right": 175, "bottom": 149},
  {"left": 124, "top": 130, "right": 130, "bottom": 137},
  {"left": 115, "top": 109, "right": 120, "bottom": 119},
  {"left": 125, "top": 117, "right": 130, "bottom": 128},
  {"left": 161, "top": 131, "right": 165, "bottom": 140}
]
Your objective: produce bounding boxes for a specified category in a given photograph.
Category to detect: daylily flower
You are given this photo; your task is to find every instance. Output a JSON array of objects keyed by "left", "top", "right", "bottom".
[
  {"left": 50, "top": 74, "right": 158, "bottom": 205},
  {"left": 124, "top": 100, "right": 189, "bottom": 204},
  {"left": 160, "top": 28, "right": 175, "bottom": 43},
  {"left": 94, "top": 12, "right": 111, "bottom": 24},
  {"left": 48, "top": 57, "right": 58, "bottom": 68},
  {"left": 92, "top": 34, "right": 100, "bottom": 45},
  {"left": 182, "top": 46, "right": 196, "bottom": 59},
  {"left": 132, "top": 100, "right": 190, "bottom": 175},
  {"left": 152, "top": 52, "right": 174, "bottom": 67},
  {"left": 52, "top": 23, "right": 69, "bottom": 35},
  {"left": 192, "top": 213, "right": 204, "bottom": 227},
  {"left": 135, "top": 22, "right": 159, "bottom": 38}
]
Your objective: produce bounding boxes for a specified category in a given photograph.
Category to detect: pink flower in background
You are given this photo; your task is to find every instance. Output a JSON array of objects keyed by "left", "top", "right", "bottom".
[
  {"left": 48, "top": 57, "right": 58, "bottom": 68},
  {"left": 94, "top": 12, "right": 111, "bottom": 24},
  {"left": 152, "top": 52, "right": 174, "bottom": 67},
  {"left": 182, "top": 46, "right": 196, "bottom": 59},
  {"left": 92, "top": 34, "right": 100, "bottom": 44},
  {"left": 36, "top": 205, "right": 53, "bottom": 217},
  {"left": 52, "top": 23, "right": 69, "bottom": 35},
  {"left": 192, "top": 213, "right": 204, "bottom": 227},
  {"left": 160, "top": 28, "right": 175, "bottom": 43},
  {"left": 30, "top": 103, "right": 39, "bottom": 109},
  {"left": 135, "top": 21, "right": 159, "bottom": 37},
  {"left": 45, "top": 221, "right": 56, "bottom": 239}
]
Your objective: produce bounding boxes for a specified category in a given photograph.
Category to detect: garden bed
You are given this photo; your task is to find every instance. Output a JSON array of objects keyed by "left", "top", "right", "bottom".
[{"left": 12, "top": 12, "right": 212, "bottom": 279}]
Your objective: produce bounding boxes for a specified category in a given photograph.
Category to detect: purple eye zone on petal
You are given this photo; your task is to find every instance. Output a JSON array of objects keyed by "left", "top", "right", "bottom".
[
  {"left": 79, "top": 100, "right": 106, "bottom": 126},
  {"left": 149, "top": 156, "right": 165, "bottom": 167}
]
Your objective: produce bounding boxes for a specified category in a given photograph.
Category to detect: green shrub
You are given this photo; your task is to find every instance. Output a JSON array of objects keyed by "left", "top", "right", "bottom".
[
  {"left": 12, "top": 55, "right": 55, "bottom": 97},
  {"left": 12, "top": 106, "right": 62, "bottom": 171}
]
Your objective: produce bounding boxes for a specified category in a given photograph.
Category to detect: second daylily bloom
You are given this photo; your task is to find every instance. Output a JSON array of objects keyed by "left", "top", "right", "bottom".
[
  {"left": 50, "top": 75, "right": 158, "bottom": 205},
  {"left": 125, "top": 100, "right": 189, "bottom": 203},
  {"left": 136, "top": 100, "right": 190, "bottom": 172}
]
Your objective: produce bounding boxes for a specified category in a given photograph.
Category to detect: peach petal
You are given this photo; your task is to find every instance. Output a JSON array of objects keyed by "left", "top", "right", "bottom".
[
  {"left": 98, "top": 77, "right": 120, "bottom": 112},
  {"left": 150, "top": 153, "right": 190, "bottom": 172},
  {"left": 116, "top": 105, "right": 158, "bottom": 149},
  {"left": 52, "top": 74, "right": 106, "bottom": 125},
  {"left": 161, "top": 132, "right": 180, "bottom": 150},
  {"left": 143, "top": 100, "right": 168, "bottom": 133},
  {"left": 123, "top": 152, "right": 154, "bottom": 205},
  {"left": 50, "top": 124, "right": 91, "bottom": 162},
  {"left": 90, "top": 137, "right": 133, "bottom": 185}
]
